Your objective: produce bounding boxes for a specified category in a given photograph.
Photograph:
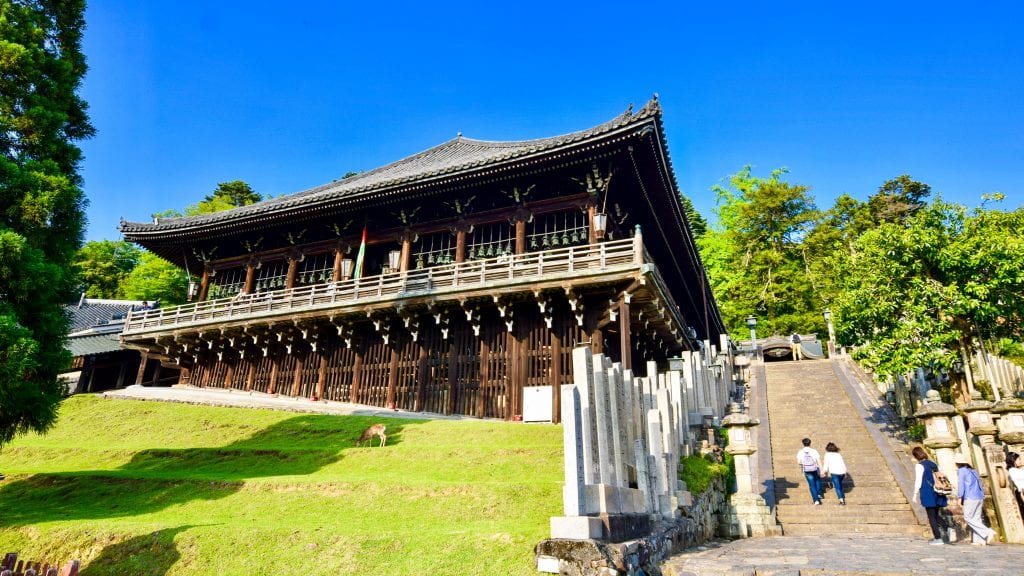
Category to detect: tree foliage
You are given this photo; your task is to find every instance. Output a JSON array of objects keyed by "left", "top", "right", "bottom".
[
  {"left": 699, "top": 167, "right": 820, "bottom": 338},
  {"left": 0, "top": 0, "right": 92, "bottom": 445},
  {"left": 154, "top": 180, "right": 264, "bottom": 219},
  {"left": 74, "top": 240, "right": 141, "bottom": 298},
  {"left": 119, "top": 251, "right": 189, "bottom": 305}
]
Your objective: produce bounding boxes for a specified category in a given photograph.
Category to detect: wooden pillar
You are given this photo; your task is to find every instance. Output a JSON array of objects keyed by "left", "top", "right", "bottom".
[
  {"left": 399, "top": 234, "right": 412, "bottom": 273},
  {"left": 591, "top": 327, "right": 604, "bottom": 356},
  {"left": 224, "top": 361, "right": 235, "bottom": 389},
  {"left": 178, "top": 367, "right": 190, "bottom": 386},
  {"left": 291, "top": 354, "right": 304, "bottom": 396},
  {"left": 386, "top": 344, "right": 399, "bottom": 408},
  {"left": 415, "top": 343, "right": 429, "bottom": 412},
  {"left": 151, "top": 363, "right": 162, "bottom": 386},
  {"left": 350, "top": 343, "right": 364, "bottom": 404},
  {"left": 315, "top": 354, "right": 328, "bottom": 400},
  {"left": 135, "top": 351, "right": 149, "bottom": 385},
  {"left": 199, "top": 269, "right": 211, "bottom": 302},
  {"left": 551, "top": 324, "right": 562, "bottom": 425},
  {"left": 455, "top": 230, "right": 467, "bottom": 263},
  {"left": 245, "top": 359, "right": 256, "bottom": 391},
  {"left": 285, "top": 257, "right": 299, "bottom": 289},
  {"left": 619, "top": 299, "right": 632, "bottom": 371},
  {"left": 268, "top": 355, "right": 279, "bottom": 395},
  {"left": 244, "top": 261, "right": 256, "bottom": 294},
  {"left": 478, "top": 335, "right": 490, "bottom": 418},
  {"left": 588, "top": 204, "right": 598, "bottom": 245},
  {"left": 332, "top": 248, "right": 344, "bottom": 282},
  {"left": 515, "top": 220, "right": 526, "bottom": 255},
  {"left": 115, "top": 363, "right": 127, "bottom": 390},
  {"left": 446, "top": 338, "right": 459, "bottom": 415}
]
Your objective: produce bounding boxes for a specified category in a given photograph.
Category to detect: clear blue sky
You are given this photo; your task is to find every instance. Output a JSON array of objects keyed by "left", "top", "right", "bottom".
[{"left": 80, "top": 2, "right": 1023, "bottom": 242}]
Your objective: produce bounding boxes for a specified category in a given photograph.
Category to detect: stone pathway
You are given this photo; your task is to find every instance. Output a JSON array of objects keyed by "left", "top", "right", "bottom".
[{"left": 662, "top": 535, "right": 1021, "bottom": 575}]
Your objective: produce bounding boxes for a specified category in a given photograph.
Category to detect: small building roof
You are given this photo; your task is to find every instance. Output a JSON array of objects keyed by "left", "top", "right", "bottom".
[
  {"left": 67, "top": 332, "right": 124, "bottom": 357},
  {"left": 65, "top": 297, "right": 148, "bottom": 333}
]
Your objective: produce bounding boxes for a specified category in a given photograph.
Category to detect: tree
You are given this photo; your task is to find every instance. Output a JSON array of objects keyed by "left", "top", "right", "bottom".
[
  {"left": 832, "top": 197, "right": 1024, "bottom": 383},
  {"left": 678, "top": 193, "right": 708, "bottom": 240},
  {"left": 186, "top": 180, "right": 262, "bottom": 216},
  {"left": 0, "top": 0, "right": 92, "bottom": 445},
  {"left": 867, "top": 175, "right": 931, "bottom": 225},
  {"left": 698, "top": 167, "right": 820, "bottom": 338},
  {"left": 118, "top": 252, "right": 189, "bottom": 305},
  {"left": 74, "top": 240, "right": 141, "bottom": 298}
]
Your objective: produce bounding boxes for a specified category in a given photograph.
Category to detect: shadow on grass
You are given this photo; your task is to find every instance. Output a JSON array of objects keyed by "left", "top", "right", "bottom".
[
  {"left": 80, "top": 526, "right": 193, "bottom": 576},
  {"left": 0, "top": 414, "right": 416, "bottom": 528}
]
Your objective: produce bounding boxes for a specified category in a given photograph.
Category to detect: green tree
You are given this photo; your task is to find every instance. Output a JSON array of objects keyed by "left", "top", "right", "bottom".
[
  {"left": 185, "top": 180, "right": 262, "bottom": 216},
  {"left": 0, "top": 0, "right": 92, "bottom": 445},
  {"left": 679, "top": 193, "right": 708, "bottom": 239},
  {"left": 699, "top": 167, "right": 819, "bottom": 338},
  {"left": 119, "top": 252, "right": 189, "bottom": 305},
  {"left": 74, "top": 240, "right": 141, "bottom": 298},
  {"left": 832, "top": 197, "right": 1024, "bottom": 381},
  {"left": 867, "top": 174, "right": 931, "bottom": 225}
]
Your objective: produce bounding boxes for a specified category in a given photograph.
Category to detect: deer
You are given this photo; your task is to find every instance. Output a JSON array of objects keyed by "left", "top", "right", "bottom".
[{"left": 355, "top": 423, "right": 387, "bottom": 447}]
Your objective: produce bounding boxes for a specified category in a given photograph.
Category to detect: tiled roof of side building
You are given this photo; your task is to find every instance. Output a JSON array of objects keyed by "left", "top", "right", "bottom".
[
  {"left": 119, "top": 99, "right": 661, "bottom": 234},
  {"left": 65, "top": 298, "right": 147, "bottom": 333}
]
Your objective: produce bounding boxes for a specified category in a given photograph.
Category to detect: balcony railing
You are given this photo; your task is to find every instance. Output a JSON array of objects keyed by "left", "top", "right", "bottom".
[{"left": 124, "top": 236, "right": 644, "bottom": 335}]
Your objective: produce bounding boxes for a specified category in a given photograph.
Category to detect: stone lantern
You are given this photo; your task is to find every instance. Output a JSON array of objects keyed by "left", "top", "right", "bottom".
[
  {"left": 962, "top": 392, "right": 997, "bottom": 445},
  {"left": 991, "top": 397, "right": 1024, "bottom": 453},
  {"left": 913, "top": 390, "right": 961, "bottom": 482},
  {"left": 719, "top": 403, "right": 780, "bottom": 538}
]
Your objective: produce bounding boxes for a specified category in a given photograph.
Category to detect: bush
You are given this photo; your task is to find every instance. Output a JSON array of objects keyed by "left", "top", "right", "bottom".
[
  {"left": 907, "top": 420, "right": 926, "bottom": 442},
  {"left": 679, "top": 453, "right": 730, "bottom": 495}
]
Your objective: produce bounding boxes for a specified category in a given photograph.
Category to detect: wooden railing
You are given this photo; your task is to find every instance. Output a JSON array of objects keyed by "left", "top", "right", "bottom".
[{"left": 124, "top": 237, "right": 644, "bottom": 335}]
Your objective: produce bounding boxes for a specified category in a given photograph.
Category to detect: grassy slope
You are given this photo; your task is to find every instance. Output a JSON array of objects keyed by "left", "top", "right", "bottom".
[{"left": 0, "top": 396, "right": 562, "bottom": 575}]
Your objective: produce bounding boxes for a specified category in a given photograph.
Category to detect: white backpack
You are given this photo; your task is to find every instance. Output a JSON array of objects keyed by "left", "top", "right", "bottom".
[{"left": 800, "top": 449, "right": 817, "bottom": 472}]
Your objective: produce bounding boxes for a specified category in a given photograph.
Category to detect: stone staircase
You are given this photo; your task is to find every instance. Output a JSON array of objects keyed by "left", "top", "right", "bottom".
[{"left": 766, "top": 359, "right": 926, "bottom": 536}]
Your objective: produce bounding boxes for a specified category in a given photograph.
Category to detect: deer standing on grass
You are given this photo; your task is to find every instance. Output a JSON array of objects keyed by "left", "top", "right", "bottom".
[{"left": 355, "top": 423, "right": 387, "bottom": 447}]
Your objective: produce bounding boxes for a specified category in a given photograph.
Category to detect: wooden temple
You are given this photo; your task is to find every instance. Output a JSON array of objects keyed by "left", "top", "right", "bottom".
[{"left": 119, "top": 98, "right": 727, "bottom": 420}]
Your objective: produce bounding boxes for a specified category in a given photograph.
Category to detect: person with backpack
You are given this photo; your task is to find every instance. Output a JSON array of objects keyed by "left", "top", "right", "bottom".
[
  {"left": 912, "top": 446, "right": 950, "bottom": 545},
  {"left": 790, "top": 333, "right": 803, "bottom": 361},
  {"left": 822, "top": 442, "right": 848, "bottom": 505},
  {"left": 796, "top": 438, "right": 823, "bottom": 505},
  {"left": 955, "top": 454, "right": 996, "bottom": 545}
]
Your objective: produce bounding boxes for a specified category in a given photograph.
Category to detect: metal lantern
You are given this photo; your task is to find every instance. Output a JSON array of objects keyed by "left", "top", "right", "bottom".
[
  {"left": 388, "top": 249, "right": 401, "bottom": 271},
  {"left": 593, "top": 212, "right": 608, "bottom": 239},
  {"left": 340, "top": 258, "right": 354, "bottom": 280}
]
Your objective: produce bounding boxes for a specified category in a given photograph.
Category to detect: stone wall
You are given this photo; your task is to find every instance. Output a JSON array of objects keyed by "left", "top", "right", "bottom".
[{"left": 535, "top": 478, "right": 726, "bottom": 576}]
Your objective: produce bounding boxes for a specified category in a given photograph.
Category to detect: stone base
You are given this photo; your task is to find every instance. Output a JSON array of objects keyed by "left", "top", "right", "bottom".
[
  {"left": 551, "top": 516, "right": 604, "bottom": 540},
  {"left": 600, "top": 513, "right": 651, "bottom": 543},
  {"left": 719, "top": 493, "right": 782, "bottom": 538}
]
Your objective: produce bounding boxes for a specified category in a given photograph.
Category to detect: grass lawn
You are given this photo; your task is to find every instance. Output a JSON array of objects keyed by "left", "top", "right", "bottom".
[{"left": 0, "top": 395, "right": 563, "bottom": 575}]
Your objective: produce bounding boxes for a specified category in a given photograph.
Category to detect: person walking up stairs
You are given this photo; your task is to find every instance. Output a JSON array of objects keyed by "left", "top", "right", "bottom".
[{"left": 767, "top": 359, "right": 926, "bottom": 536}]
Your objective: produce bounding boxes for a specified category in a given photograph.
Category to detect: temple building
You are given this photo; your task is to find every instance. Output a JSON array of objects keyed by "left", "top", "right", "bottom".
[{"left": 119, "top": 98, "right": 726, "bottom": 420}]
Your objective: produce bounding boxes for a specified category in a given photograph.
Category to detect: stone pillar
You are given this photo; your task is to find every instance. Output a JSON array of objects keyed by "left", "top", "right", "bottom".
[
  {"left": 719, "top": 403, "right": 781, "bottom": 538},
  {"left": 915, "top": 389, "right": 964, "bottom": 539},
  {"left": 550, "top": 384, "right": 603, "bottom": 540},
  {"left": 992, "top": 397, "right": 1024, "bottom": 453},
  {"left": 964, "top": 393, "right": 1017, "bottom": 543}
]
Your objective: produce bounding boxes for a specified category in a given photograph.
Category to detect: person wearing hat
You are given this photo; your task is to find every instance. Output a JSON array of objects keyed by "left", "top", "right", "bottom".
[{"left": 955, "top": 453, "right": 996, "bottom": 545}]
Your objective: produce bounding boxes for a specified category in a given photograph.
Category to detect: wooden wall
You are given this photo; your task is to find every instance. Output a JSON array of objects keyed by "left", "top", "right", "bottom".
[{"left": 188, "top": 302, "right": 592, "bottom": 420}]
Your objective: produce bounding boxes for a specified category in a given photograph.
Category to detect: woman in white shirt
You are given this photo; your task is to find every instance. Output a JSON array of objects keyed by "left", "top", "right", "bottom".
[
  {"left": 822, "top": 442, "right": 848, "bottom": 505},
  {"left": 1008, "top": 452, "right": 1024, "bottom": 515}
]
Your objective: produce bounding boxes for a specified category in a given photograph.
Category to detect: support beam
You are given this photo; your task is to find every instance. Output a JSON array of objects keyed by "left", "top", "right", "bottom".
[
  {"left": 285, "top": 257, "right": 298, "bottom": 290},
  {"left": 244, "top": 260, "right": 256, "bottom": 294},
  {"left": 199, "top": 268, "right": 211, "bottom": 302},
  {"left": 455, "top": 229, "right": 467, "bottom": 263},
  {"left": 135, "top": 351, "right": 149, "bottom": 385},
  {"left": 620, "top": 298, "right": 632, "bottom": 371}
]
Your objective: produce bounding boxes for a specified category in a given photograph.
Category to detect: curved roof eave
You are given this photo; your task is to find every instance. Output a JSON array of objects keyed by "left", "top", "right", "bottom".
[{"left": 121, "top": 99, "right": 664, "bottom": 241}]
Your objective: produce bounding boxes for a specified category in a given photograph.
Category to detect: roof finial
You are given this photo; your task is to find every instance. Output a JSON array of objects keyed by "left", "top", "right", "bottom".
[
  {"left": 652, "top": 92, "right": 659, "bottom": 101},
  {"left": 457, "top": 131, "right": 463, "bottom": 138},
  {"left": 627, "top": 102, "right": 634, "bottom": 114}
]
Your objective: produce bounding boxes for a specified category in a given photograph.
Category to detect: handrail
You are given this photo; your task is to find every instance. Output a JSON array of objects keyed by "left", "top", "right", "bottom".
[{"left": 124, "top": 238, "right": 641, "bottom": 334}]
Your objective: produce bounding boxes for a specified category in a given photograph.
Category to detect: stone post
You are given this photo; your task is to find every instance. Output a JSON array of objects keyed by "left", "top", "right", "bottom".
[
  {"left": 991, "top": 397, "right": 1024, "bottom": 454},
  {"left": 914, "top": 389, "right": 964, "bottom": 540},
  {"left": 961, "top": 393, "right": 1005, "bottom": 538},
  {"left": 719, "top": 403, "right": 781, "bottom": 538}
]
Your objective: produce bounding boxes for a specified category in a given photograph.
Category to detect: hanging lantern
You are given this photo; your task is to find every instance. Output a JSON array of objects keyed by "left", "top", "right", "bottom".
[
  {"left": 530, "top": 236, "right": 539, "bottom": 249},
  {"left": 340, "top": 258, "right": 354, "bottom": 280},
  {"left": 593, "top": 212, "right": 608, "bottom": 240},
  {"left": 561, "top": 231, "right": 570, "bottom": 245},
  {"left": 542, "top": 234, "right": 550, "bottom": 247},
  {"left": 388, "top": 249, "right": 401, "bottom": 271}
]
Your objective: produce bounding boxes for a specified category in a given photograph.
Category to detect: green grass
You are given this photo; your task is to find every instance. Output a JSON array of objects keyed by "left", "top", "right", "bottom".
[{"left": 0, "top": 395, "right": 563, "bottom": 575}]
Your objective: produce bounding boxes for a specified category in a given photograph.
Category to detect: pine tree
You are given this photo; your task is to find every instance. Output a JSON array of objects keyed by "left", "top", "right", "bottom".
[{"left": 0, "top": 0, "right": 93, "bottom": 445}]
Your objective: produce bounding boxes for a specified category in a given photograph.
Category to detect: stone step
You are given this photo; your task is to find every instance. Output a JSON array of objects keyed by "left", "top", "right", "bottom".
[
  {"left": 777, "top": 507, "right": 917, "bottom": 523},
  {"left": 779, "top": 522, "right": 929, "bottom": 537}
]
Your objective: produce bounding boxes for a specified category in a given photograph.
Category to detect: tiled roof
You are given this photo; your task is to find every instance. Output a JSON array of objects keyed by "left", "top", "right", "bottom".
[
  {"left": 120, "top": 99, "right": 662, "bottom": 235},
  {"left": 67, "top": 332, "right": 123, "bottom": 358},
  {"left": 65, "top": 298, "right": 147, "bottom": 333}
]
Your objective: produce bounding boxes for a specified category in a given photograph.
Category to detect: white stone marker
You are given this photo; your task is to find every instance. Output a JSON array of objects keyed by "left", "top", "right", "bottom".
[{"left": 572, "top": 346, "right": 598, "bottom": 485}]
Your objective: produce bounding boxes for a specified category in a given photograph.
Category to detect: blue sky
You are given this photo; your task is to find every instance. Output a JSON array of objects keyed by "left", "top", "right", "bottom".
[{"left": 80, "top": 2, "right": 1023, "bottom": 242}]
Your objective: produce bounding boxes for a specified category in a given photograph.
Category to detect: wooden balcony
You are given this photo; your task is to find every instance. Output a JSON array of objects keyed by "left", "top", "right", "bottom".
[{"left": 124, "top": 236, "right": 658, "bottom": 336}]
